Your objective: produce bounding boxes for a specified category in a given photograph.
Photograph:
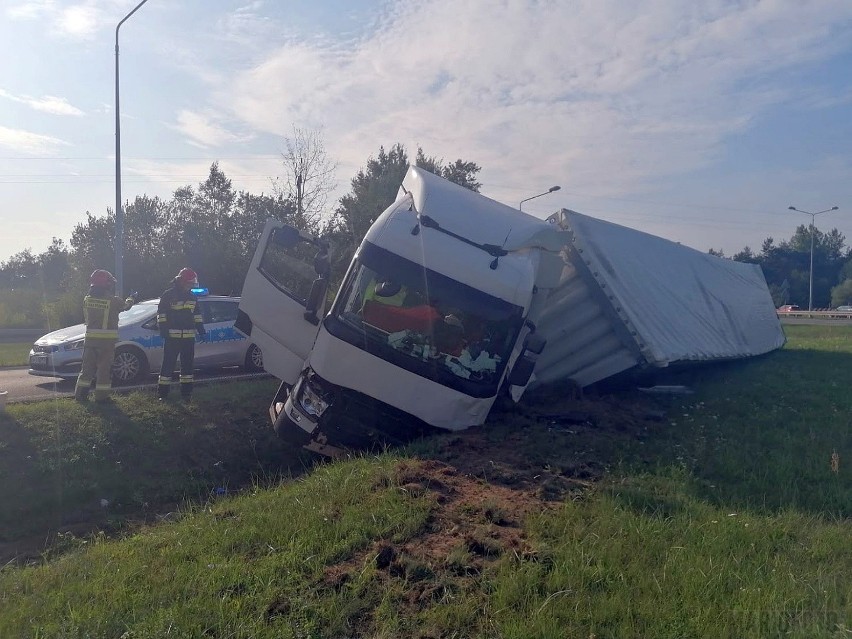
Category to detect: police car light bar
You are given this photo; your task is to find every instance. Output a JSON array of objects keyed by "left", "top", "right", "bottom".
[{"left": 190, "top": 287, "right": 209, "bottom": 296}]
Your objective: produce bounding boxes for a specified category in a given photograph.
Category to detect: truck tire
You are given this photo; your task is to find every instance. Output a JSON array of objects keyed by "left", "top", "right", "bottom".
[{"left": 112, "top": 346, "right": 148, "bottom": 385}]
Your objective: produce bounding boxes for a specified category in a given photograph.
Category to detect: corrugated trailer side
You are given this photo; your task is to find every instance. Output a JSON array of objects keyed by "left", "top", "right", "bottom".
[{"left": 531, "top": 209, "right": 786, "bottom": 388}]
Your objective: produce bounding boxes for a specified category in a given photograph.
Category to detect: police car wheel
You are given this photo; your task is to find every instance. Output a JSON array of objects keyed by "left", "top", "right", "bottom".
[
  {"left": 112, "top": 346, "right": 148, "bottom": 385},
  {"left": 244, "top": 343, "right": 263, "bottom": 372}
]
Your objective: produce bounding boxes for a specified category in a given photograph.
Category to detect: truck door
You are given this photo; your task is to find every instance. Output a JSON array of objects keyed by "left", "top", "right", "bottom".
[{"left": 235, "top": 220, "right": 327, "bottom": 385}]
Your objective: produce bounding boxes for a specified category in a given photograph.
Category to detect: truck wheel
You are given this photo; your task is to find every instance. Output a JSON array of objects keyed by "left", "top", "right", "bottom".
[
  {"left": 112, "top": 346, "right": 148, "bottom": 385},
  {"left": 244, "top": 343, "right": 264, "bottom": 372}
]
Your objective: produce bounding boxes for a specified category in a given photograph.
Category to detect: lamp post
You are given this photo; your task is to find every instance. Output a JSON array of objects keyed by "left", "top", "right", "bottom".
[
  {"left": 520, "top": 185, "right": 560, "bottom": 211},
  {"left": 115, "top": 0, "right": 150, "bottom": 296},
  {"left": 788, "top": 205, "right": 839, "bottom": 311}
]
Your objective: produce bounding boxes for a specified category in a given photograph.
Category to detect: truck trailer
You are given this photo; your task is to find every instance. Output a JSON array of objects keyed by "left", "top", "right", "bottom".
[{"left": 235, "top": 166, "right": 784, "bottom": 455}]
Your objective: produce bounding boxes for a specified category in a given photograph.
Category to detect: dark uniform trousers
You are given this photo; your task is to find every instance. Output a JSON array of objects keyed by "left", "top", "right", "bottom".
[
  {"left": 157, "top": 282, "right": 204, "bottom": 400},
  {"left": 158, "top": 337, "right": 196, "bottom": 399}
]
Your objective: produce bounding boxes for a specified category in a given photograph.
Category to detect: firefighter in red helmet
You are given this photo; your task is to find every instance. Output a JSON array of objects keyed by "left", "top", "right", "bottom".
[
  {"left": 74, "top": 269, "right": 137, "bottom": 402},
  {"left": 157, "top": 267, "right": 206, "bottom": 401}
]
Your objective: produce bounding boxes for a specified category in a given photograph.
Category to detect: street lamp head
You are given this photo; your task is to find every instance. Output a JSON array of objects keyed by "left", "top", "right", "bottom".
[
  {"left": 519, "top": 185, "right": 562, "bottom": 210},
  {"left": 831, "top": 206, "right": 839, "bottom": 210},
  {"left": 788, "top": 206, "right": 796, "bottom": 211}
]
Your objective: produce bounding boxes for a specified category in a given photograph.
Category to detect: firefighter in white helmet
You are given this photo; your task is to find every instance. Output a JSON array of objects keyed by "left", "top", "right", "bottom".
[{"left": 74, "top": 269, "right": 137, "bottom": 403}]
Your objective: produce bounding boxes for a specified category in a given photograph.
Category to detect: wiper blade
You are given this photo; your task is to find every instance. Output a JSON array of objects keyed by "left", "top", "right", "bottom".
[{"left": 414, "top": 214, "right": 508, "bottom": 258}]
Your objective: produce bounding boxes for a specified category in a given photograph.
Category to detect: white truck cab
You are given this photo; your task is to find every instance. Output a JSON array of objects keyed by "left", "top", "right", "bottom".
[{"left": 236, "top": 166, "right": 566, "bottom": 454}]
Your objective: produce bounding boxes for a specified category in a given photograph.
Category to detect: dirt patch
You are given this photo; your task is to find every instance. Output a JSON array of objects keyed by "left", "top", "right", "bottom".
[
  {"left": 323, "top": 459, "right": 537, "bottom": 560},
  {"left": 312, "top": 386, "right": 671, "bottom": 633},
  {"left": 316, "top": 458, "right": 554, "bottom": 636},
  {"left": 418, "top": 387, "right": 668, "bottom": 502}
]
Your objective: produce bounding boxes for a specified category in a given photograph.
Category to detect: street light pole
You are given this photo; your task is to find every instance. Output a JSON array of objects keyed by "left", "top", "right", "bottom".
[
  {"left": 520, "top": 185, "right": 561, "bottom": 211},
  {"left": 788, "top": 205, "right": 840, "bottom": 311},
  {"left": 115, "top": 0, "right": 150, "bottom": 296}
]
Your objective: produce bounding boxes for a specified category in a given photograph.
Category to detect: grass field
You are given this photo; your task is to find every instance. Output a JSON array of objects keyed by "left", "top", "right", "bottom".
[
  {"left": 0, "top": 342, "right": 30, "bottom": 367},
  {"left": 0, "top": 325, "right": 849, "bottom": 638}
]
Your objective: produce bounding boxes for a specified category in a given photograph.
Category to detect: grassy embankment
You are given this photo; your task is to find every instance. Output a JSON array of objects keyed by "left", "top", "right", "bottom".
[
  {"left": 0, "top": 342, "right": 30, "bottom": 367},
  {"left": 0, "top": 325, "right": 849, "bottom": 638}
]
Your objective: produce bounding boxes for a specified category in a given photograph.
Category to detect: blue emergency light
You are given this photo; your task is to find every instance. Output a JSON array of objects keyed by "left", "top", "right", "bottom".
[{"left": 190, "top": 287, "right": 209, "bottom": 296}]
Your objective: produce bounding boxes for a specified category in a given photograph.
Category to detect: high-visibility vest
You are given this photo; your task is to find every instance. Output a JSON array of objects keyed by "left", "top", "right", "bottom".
[
  {"left": 83, "top": 295, "right": 127, "bottom": 341},
  {"left": 157, "top": 285, "right": 204, "bottom": 339},
  {"left": 363, "top": 282, "right": 407, "bottom": 307}
]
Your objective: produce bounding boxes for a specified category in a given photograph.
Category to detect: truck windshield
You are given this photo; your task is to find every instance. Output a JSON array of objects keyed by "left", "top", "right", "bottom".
[{"left": 326, "top": 243, "right": 523, "bottom": 398}]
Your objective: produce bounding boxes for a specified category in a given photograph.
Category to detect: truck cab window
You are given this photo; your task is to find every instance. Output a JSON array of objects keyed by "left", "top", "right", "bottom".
[
  {"left": 329, "top": 242, "right": 523, "bottom": 398},
  {"left": 258, "top": 229, "right": 318, "bottom": 305}
]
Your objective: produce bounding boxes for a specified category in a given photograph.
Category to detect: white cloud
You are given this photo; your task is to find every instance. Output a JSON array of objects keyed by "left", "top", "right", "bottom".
[
  {"left": 0, "top": 125, "right": 69, "bottom": 155},
  {"left": 213, "top": 0, "right": 852, "bottom": 206},
  {"left": 6, "top": 0, "right": 55, "bottom": 20},
  {"left": 170, "top": 109, "right": 250, "bottom": 148},
  {"left": 6, "top": 0, "right": 117, "bottom": 39},
  {"left": 218, "top": 1, "right": 275, "bottom": 47},
  {"left": 0, "top": 89, "right": 85, "bottom": 116}
]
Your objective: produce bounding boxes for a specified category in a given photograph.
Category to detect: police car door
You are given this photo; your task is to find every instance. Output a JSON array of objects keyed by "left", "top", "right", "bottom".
[{"left": 235, "top": 220, "right": 328, "bottom": 385}]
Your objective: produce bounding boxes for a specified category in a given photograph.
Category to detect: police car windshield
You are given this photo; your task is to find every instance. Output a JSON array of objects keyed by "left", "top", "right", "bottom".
[{"left": 118, "top": 303, "right": 157, "bottom": 327}]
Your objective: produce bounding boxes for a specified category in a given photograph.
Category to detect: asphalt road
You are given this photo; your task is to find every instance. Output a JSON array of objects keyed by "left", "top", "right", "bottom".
[{"left": 0, "top": 366, "right": 269, "bottom": 403}]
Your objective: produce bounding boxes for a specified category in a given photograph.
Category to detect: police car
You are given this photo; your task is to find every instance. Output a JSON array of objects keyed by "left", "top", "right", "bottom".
[{"left": 28, "top": 293, "right": 264, "bottom": 384}]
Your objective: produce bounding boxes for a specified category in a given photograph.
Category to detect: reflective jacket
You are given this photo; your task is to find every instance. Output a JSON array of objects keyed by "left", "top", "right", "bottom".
[
  {"left": 83, "top": 289, "right": 133, "bottom": 342},
  {"left": 157, "top": 284, "right": 205, "bottom": 339}
]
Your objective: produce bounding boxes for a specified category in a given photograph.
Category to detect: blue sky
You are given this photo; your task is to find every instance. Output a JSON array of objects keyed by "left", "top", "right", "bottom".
[{"left": 1, "top": 0, "right": 851, "bottom": 263}]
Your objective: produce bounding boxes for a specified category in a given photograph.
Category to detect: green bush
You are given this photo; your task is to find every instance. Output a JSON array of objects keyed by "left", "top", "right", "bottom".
[
  {"left": 43, "top": 290, "right": 84, "bottom": 328},
  {"left": 0, "top": 288, "right": 84, "bottom": 329},
  {"left": 0, "top": 289, "right": 49, "bottom": 328}
]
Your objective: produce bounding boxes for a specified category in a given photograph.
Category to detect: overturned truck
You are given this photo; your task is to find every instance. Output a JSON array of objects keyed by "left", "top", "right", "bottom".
[{"left": 236, "top": 167, "right": 784, "bottom": 455}]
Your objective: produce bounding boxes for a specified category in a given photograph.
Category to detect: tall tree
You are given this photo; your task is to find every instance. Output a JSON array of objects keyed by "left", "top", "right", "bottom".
[
  {"left": 69, "top": 211, "right": 117, "bottom": 285},
  {"left": 171, "top": 163, "right": 240, "bottom": 294},
  {"left": 196, "top": 162, "right": 236, "bottom": 223},
  {"left": 830, "top": 279, "right": 852, "bottom": 307},
  {"left": 332, "top": 143, "right": 410, "bottom": 248},
  {"left": 730, "top": 225, "right": 850, "bottom": 307},
  {"left": 330, "top": 143, "right": 484, "bottom": 271},
  {"left": 39, "top": 238, "right": 71, "bottom": 291},
  {"left": 276, "top": 126, "right": 337, "bottom": 233},
  {"left": 415, "top": 147, "right": 482, "bottom": 192},
  {"left": 732, "top": 246, "right": 757, "bottom": 263}
]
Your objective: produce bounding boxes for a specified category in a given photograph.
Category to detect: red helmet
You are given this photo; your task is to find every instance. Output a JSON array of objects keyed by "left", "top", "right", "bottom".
[
  {"left": 90, "top": 269, "right": 116, "bottom": 287},
  {"left": 176, "top": 267, "right": 198, "bottom": 285}
]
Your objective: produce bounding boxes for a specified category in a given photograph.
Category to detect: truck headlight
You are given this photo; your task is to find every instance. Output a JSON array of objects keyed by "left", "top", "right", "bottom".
[{"left": 297, "top": 375, "right": 331, "bottom": 419}]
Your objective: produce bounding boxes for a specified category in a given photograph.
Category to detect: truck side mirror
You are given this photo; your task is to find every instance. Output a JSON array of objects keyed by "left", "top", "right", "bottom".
[
  {"left": 525, "top": 333, "right": 547, "bottom": 355},
  {"left": 303, "top": 277, "right": 329, "bottom": 325},
  {"left": 507, "top": 355, "right": 536, "bottom": 387},
  {"left": 314, "top": 252, "right": 330, "bottom": 279},
  {"left": 506, "top": 333, "right": 547, "bottom": 386}
]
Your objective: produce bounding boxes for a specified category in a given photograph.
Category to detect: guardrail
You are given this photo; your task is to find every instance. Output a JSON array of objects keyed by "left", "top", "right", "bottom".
[{"left": 777, "top": 311, "right": 852, "bottom": 319}]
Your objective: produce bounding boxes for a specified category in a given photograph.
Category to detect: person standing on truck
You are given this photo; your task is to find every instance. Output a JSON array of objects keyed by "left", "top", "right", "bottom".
[
  {"left": 74, "top": 269, "right": 137, "bottom": 403},
  {"left": 157, "top": 267, "right": 206, "bottom": 402}
]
